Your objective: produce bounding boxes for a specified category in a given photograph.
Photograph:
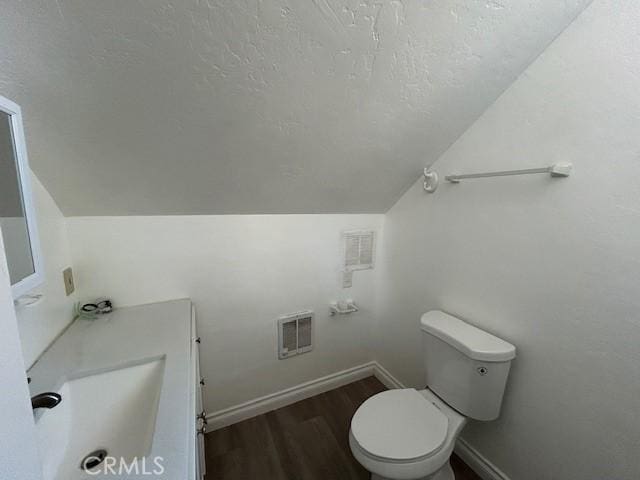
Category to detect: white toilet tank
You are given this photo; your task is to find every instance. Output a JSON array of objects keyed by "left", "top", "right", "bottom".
[{"left": 421, "top": 311, "right": 516, "bottom": 421}]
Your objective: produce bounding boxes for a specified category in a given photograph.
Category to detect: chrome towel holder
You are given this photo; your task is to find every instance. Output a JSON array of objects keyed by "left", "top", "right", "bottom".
[{"left": 423, "top": 162, "right": 572, "bottom": 193}]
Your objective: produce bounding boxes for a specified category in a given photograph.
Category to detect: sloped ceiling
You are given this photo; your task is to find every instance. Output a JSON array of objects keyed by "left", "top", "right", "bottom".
[{"left": 0, "top": 0, "right": 591, "bottom": 215}]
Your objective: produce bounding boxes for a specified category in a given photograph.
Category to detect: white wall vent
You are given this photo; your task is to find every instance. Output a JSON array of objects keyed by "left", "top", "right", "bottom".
[
  {"left": 343, "top": 230, "right": 375, "bottom": 271},
  {"left": 278, "top": 310, "right": 313, "bottom": 359}
]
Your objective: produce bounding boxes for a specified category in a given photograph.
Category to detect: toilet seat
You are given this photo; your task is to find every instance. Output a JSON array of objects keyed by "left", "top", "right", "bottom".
[{"left": 350, "top": 389, "right": 449, "bottom": 462}]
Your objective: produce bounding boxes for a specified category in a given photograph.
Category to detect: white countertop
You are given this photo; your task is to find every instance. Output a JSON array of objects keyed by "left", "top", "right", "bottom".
[{"left": 28, "top": 299, "right": 194, "bottom": 480}]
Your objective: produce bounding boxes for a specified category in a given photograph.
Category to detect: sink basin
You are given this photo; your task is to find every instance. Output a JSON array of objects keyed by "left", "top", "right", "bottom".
[{"left": 36, "top": 357, "right": 165, "bottom": 480}]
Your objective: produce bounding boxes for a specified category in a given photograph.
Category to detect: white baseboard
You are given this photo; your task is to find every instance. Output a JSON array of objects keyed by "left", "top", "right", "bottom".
[
  {"left": 454, "top": 438, "right": 511, "bottom": 480},
  {"left": 371, "top": 361, "right": 405, "bottom": 389},
  {"left": 207, "top": 362, "right": 379, "bottom": 430},
  {"left": 206, "top": 361, "right": 409, "bottom": 431}
]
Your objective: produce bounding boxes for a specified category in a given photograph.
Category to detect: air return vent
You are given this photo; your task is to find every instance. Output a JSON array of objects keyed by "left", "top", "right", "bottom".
[
  {"left": 278, "top": 310, "right": 314, "bottom": 359},
  {"left": 344, "top": 230, "right": 375, "bottom": 271}
]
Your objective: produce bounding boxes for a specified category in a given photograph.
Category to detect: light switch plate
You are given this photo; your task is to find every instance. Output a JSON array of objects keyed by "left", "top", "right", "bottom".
[
  {"left": 63, "top": 267, "right": 75, "bottom": 296},
  {"left": 342, "top": 270, "right": 353, "bottom": 288}
]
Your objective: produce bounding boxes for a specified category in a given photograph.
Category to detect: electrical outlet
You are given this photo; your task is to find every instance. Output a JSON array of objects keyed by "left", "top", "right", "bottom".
[{"left": 63, "top": 267, "right": 75, "bottom": 296}]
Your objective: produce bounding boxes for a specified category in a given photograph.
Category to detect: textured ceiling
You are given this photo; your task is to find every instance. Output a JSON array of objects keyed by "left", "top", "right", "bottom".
[{"left": 0, "top": 0, "right": 591, "bottom": 215}]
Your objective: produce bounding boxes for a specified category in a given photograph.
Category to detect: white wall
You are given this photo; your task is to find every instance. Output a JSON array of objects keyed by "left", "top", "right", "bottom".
[
  {"left": 0, "top": 219, "right": 44, "bottom": 480},
  {"left": 375, "top": 1, "right": 640, "bottom": 479},
  {"left": 67, "top": 214, "right": 383, "bottom": 413},
  {"left": 16, "top": 175, "right": 77, "bottom": 368}
]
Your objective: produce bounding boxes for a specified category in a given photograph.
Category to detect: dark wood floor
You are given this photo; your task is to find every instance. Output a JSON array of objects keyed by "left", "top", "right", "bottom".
[{"left": 205, "top": 376, "right": 481, "bottom": 480}]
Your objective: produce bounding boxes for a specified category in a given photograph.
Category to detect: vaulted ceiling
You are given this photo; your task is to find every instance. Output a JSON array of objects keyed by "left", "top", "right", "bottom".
[{"left": 0, "top": 0, "right": 591, "bottom": 215}]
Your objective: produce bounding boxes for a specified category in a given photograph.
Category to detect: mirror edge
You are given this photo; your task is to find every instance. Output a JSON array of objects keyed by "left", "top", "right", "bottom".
[{"left": 0, "top": 95, "right": 45, "bottom": 299}]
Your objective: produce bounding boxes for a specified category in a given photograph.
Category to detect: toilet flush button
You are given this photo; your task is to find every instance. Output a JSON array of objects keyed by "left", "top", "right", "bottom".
[{"left": 477, "top": 366, "right": 488, "bottom": 376}]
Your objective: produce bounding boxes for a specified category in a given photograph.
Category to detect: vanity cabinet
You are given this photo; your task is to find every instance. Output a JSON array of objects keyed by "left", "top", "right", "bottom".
[{"left": 190, "top": 306, "right": 207, "bottom": 480}]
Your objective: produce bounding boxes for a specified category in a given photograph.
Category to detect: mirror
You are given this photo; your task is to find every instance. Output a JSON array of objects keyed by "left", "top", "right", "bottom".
[{"left": 0, "top": 95, "right": 43, "bottom": 298}]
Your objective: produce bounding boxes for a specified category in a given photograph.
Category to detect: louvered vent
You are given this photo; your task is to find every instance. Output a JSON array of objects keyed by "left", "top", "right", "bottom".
[
  {"left": 278, "top": 310, "right": 314, "bottom": 359},
  {"left": 344, "top": 230, "right": 375, "bottom": 271}
]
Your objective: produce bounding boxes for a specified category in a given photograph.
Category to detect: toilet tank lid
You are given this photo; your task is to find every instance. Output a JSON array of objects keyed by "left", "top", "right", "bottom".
[{"left": 420, "top": 311, "right": 516, "bottom": 362}]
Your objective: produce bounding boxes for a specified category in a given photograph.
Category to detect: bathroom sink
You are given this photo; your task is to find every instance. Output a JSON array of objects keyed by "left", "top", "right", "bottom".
[{"left": 35, "top": 357, "right": 165, "bottom": 480}]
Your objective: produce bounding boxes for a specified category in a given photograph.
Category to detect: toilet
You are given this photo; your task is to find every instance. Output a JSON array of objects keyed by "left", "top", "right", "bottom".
[{"left": 350, "top": 311, "right": 516, "bottom": 480}]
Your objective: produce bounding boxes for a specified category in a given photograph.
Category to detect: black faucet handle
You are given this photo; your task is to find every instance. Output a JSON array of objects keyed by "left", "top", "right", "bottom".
[{"left": 31, "top": 392, "right": 62, "bottom": 410}]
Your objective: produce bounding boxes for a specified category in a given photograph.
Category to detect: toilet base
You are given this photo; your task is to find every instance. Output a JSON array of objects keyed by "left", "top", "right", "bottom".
[{"left": 370, "top": 459, "right": 454, "bottom": 480}]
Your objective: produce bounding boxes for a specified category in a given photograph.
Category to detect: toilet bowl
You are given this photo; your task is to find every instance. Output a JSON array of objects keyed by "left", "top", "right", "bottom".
[
  {"left": 349, "top": 310, "right": 516, "bottom": 480},
  {"left": 349, "top": 388, "right": 466, "bottom": 480}
]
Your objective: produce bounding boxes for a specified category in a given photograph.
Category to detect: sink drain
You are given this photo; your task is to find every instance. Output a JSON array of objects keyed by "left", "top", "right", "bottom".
[{"left": 80, "top": 449, "right": 108, "bottom": 471}]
